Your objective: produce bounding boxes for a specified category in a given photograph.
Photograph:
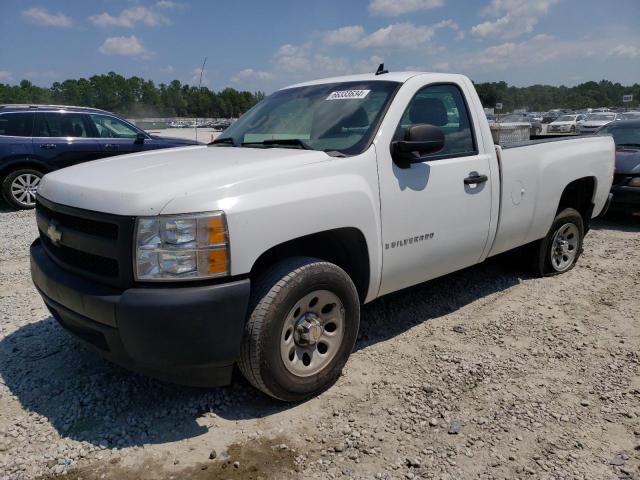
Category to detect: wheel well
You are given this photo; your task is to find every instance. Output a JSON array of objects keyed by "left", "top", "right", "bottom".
[
  {"left": 557, "top": 177, "right": 596, "bottom": 228},
  {"left": 0, "top": 158, "right": 47, "bottom": 180},
  {"left": 250, "top": 228, "right": 371, "bottom": 302}
]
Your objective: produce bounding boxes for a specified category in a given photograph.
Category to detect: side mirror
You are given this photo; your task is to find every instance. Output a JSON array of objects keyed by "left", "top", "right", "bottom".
[
  {"left": 134, "top": 132, "right": 146, "bottom": 144},
  {"left": 391, "top": 124, "right": 445, "bottom": 168}
]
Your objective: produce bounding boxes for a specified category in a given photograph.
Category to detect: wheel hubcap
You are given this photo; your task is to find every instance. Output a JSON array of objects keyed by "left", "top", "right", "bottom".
[
  {"left": 550, "top": 222, "right": 579, "bottom": 272},
  {"left": 280, "top": 290, "right": 345, "bottom": 377},
  {"left": 11, "top": 173, "right": 40, "bottom": 207}
]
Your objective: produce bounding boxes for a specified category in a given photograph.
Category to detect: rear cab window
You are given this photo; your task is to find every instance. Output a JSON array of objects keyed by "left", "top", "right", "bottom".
[{"left": 0, "top": 112, "right": 34, "bottom": 137}]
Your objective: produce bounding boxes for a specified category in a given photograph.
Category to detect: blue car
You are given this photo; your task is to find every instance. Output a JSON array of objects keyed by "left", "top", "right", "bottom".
[{"left": 0, "top": 105, "right": 199, "bottom": 209}]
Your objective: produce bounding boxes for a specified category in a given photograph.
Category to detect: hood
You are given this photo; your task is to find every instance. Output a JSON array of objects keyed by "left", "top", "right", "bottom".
[
  {"left": 149, "top": 135, "right": 201, "bottom": 145},
  {"left": 550, "top": 121, "right": 575, "bottom": 126},
  {"left": 38, "top": 145, "right": 331, "bottom": 215},
  {"left": 615, "top": 146, "right": 640, "bottom": 174}
]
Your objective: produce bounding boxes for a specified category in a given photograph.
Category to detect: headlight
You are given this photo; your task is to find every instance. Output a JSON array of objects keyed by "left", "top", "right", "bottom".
[
  {"left": 629, "top": 177, "right": 640, "bottom": 187},
  {"left": 134, "top": 212, "right": 229, "bottom": 281}
]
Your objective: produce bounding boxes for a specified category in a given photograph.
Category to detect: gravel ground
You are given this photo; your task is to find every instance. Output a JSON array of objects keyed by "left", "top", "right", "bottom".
[{"left": 0, "top": 207, "right": 638, "bottom": 480}]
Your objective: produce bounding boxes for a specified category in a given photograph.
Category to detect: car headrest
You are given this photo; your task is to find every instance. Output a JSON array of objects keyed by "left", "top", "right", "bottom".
[
  {"left": 409, "top": 98, "right": 448, "bottom": 126},
  {"left": 311, "top": 106, "right": 370, "bottom": 139}
]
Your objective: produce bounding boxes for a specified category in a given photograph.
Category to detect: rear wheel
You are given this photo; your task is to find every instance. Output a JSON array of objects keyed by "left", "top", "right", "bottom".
[
  {"left": 531, "top": 208, "right": 584, "bottom": 276},
  {"left": 1, "top": 168, "right": 43, "bottom": 209},
  {"left": 239, "top": 257, "right": 360, "bottom": 402}
]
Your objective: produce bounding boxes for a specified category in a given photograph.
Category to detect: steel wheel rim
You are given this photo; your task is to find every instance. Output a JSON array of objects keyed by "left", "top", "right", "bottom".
[
  {"left": 10, "top": 173, "right": 40, "bottom": 207},
  {"left": 550, "top": 222, "right": 579, "bottom": 272},
  {"left": 280, "top": 289, "right": 345, "bottom": 377}
]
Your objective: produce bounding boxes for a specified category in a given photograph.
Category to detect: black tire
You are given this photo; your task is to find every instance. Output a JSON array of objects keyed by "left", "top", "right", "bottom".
[
  {"left": 531, "top": 207, "right": 584, "bottom": 277},
  {"left": 239, "top": 257, "right": 360, "bottom": 402},
  {"left": 1, "top": 168, "right": 43, "bottom": 209}
]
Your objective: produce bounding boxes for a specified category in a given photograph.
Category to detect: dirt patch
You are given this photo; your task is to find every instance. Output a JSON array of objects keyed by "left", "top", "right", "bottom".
[{"left": 35, "top": 438, "right": 299, "bottom": 480}]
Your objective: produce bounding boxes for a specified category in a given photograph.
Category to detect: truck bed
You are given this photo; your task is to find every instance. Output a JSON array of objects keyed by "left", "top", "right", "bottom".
[{"left": 488, "top": 135, "right": 615, "bottom": 257}]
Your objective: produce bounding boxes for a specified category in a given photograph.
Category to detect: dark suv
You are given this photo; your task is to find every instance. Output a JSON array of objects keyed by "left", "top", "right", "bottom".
[{"left": 0, "top": 105, "right": 199, "bottom": 209}]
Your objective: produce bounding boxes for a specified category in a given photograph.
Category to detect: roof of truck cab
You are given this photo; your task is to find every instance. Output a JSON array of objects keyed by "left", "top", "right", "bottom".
[{"left": 282, "top": 71, "right": 462, "bottom": 90}]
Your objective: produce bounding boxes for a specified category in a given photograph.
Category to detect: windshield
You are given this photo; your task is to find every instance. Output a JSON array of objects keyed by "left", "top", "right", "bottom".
[
  {"left": 598, "top": 125, "right": 640, "bottom": 146},
  {"left": 623, "top": 112, "right": 640, "bottom": 120},
  {"left": 589, "top": 114, "right": 615, "bottom": 121},
  {"left": 216, "top": 81, "right": 400, "bottom": 155},
  {"left": 556, "top": 115, "right": 576, "bottom": 122}
]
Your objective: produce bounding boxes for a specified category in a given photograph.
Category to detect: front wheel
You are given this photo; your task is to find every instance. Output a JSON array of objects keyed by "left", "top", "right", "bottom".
[
  {"left": 1, "top": 168, "right": 43, "bottom": 209},
  {"left": 531, "top": 207, "right": 584, "bottom": 276},
  {"left": 239, "top": 257, "right": 360, "bottom": 401}
]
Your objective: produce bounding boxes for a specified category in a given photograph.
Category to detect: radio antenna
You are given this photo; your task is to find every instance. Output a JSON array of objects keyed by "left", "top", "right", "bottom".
[{"left": 195, "top": 56, "right": 207, "bottom": 143}]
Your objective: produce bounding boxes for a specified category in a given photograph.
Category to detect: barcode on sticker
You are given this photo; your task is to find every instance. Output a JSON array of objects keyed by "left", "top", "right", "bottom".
[{"left": 326, "top": 89, "right": 370, "bottom": 100}]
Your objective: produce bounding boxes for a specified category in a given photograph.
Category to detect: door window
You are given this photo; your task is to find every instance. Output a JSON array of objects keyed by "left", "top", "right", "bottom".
[
  {"left": 89, "top": 114, "right": 139, "bottom": 139},
  {"left": 34, "top": 113, "right": 92, "bottom": 138},
  {"left": 0, "top": 112, "right": 34, "bottom": 136},
  {"left": 395, "top": 84, "right": 477, "bottom": 159}
]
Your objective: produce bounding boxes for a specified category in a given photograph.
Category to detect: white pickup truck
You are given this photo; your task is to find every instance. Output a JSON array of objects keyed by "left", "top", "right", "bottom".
[{"left": 30, "top": 71, "right": 614, "bottom": 401}]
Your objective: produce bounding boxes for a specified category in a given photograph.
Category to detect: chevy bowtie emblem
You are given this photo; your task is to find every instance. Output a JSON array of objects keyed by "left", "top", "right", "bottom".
[{"left": 46, "top": 222, "right": 62, "bottom": 246}]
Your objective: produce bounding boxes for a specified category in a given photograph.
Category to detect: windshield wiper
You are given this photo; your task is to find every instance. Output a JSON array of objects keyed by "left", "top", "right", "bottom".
[
  {"left": 241, "top": 138, "right": 311, "bottom": 150},
  {"left": 617, "top": 143, "right": 640, "bottom": 148},
  {"left": 210, "top": 137, "right": 236, "bottom": 146}
]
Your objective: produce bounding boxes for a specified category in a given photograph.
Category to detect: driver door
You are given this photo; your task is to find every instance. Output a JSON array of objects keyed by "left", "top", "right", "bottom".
[
  {"left": 377, "top": 82, "right": 493, "bottom": 296},
  {"left": 88, "top": 113, "right": 146, "bottom": 157}
]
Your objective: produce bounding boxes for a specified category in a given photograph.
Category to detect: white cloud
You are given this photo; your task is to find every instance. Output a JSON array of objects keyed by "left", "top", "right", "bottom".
[
  {"left": 471, "top": 0, "right": 558, "bottom": 40},
  {"left": 161, "top": 65, "right": 175, "bottom": 74},
  {"left": 324, "top": 25, "right": 365, "bottom": 45},
  {"left": 156, "top": 0, "right": 183, "bottom": 8},
  {"left": 357, "top": 23, "right": 436, "bottom": 48},
  {"left": 448, "top": 34, "right": 640, "bottom": 74},
  {"left": 0, "top": 71, "right": 13, "bottom": 83},
  {"left": 435, "top": 19, "right": 464, "bottom": 40},
  {"left": 609, "top": 44, "right": 640, "bottom": 60},
  {"left": 23, "top": 7, "right": 72, "bottom": 27},
  {"left": 98, "top": 35, "right": 149, "bottom": 57},
  {"left": 356, "top": 20, "right": 458, "bottom": 49},
  {"left": 89, "top": 6, "right": 170, "bottom": 28},
  {"left": 369, "top": 0, "right": 444, "bottom": 16},
  {"left": 231, "top": 69, "right": 274, "bottom": 83},
  {"left": 274, "top": 43, "right": 312, "bottom": 73}
]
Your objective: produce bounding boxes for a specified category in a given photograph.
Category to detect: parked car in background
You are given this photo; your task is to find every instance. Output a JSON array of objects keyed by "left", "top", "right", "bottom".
[
  {"left": 0, "top": 105, "right": 200, "bottom": 209},
  {"left": 598, "top": 119, "right": 640, "bottom": 212},
  {"left": 579, "top": 112, "right": 624, "bottom": 135},
  {"left": 498, "top": 113, "right": 542, "bottom": 136},
  {"left": 547, "top": 114, "right": 585, "bottom": 134},
  {"left": 540, "top": 112, "right": 560, "bottom": 134}
]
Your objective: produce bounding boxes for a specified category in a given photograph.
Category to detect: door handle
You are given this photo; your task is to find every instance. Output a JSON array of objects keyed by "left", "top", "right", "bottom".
[
  {"left": 39, "top": 143, "right": 56, "bottom": 149},
  {"left": 464, "top": 174, "right": 488, "bottom": 185},
  {"left": 104, "top": 144, "right": 119, "bottom": 150}
]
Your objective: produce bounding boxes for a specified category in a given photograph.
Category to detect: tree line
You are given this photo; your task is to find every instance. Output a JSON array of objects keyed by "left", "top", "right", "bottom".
[
  {"left": 474, "top": 80, "right": 639, "bottom": 112},
  {"left": 0, "top": 72, "right": 638, "bottom": 116},
  {"left": 0, "top": 72, "right": 265, "bottom": 118}
]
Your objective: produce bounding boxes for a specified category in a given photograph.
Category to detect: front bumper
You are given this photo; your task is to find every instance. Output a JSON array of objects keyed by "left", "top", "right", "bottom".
[{"left": 30, "top": 239, "right": 251, "bottom": 387}]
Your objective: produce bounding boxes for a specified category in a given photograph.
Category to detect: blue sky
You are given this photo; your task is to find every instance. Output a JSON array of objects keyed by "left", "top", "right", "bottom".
[{"left": 1, "top": 0, "right": 639, "bottom": 92}]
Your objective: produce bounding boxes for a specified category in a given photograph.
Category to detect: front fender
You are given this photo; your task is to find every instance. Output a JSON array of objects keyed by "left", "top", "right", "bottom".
[{"left": 161, "top": 148, "right": 383, "bottom": 302}]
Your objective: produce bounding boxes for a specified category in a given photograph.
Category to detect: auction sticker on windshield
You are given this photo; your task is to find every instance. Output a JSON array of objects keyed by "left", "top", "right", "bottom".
[{"left": 326, "top": 90, "right": 371, "bottom": 100}]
